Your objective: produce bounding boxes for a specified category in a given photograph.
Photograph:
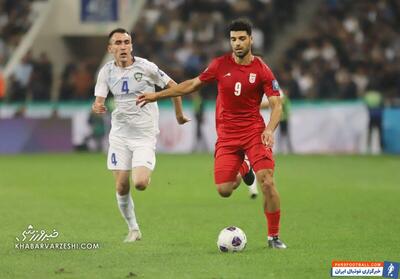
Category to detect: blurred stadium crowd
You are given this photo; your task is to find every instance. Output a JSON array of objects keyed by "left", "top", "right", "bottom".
[
  {"left": 0, "top": 0, "right": 399, "bottom": 105},
  {"left": 0, "top": 0, "right": 33, "bottom": 67},
  {"left": 281, "top": 0, "right": 400, "bottom": 104},
  {"left": 131, "top": 0, "right": 299, "bottom": 97}
]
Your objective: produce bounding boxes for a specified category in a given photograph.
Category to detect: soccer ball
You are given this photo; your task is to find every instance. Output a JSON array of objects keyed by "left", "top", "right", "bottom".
[{"left": 217, "top": 226, "right": 247, "bottom": 252}]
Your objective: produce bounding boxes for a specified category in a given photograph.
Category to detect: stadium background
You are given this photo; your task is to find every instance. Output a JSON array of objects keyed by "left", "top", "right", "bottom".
[{"left": 0, "top": 1, "right": 399, "bottom": 279}]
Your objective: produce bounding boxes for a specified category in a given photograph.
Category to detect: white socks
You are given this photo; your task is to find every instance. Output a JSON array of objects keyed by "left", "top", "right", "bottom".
[{"left": 116, "top": 192, "right": 139, "bottom": 231}]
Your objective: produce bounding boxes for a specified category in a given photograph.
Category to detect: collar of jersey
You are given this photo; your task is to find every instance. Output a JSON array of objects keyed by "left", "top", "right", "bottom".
[
  {"left": 114, "top": 56, "right": 136, "bottom": 69},
  {"left": 230, "top": 53, "right": 255, "bottom": 67}
]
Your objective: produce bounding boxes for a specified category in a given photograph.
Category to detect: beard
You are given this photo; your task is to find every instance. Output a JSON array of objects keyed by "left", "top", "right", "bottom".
[{"left": 234, "top": 48, "right": 250, "bottom": 59}]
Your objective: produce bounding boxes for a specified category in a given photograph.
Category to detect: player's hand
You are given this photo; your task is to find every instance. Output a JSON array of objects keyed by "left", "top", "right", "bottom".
[
  {"left": 92, "top": 102, "right": 107, "bottom": 114},
  {"left": 262, "top": 129, "right": 274, "bottom": 148},
  {"left": 136, "top": 92, "right": 158, "bottom": 107},
  {"left": 176, "top": 115, "right": 191, "bottom": 125}
]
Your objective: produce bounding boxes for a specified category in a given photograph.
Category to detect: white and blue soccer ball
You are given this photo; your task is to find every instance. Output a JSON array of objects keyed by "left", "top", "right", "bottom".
[{"left": 217, "top": 226, "right": 247, "bottom": 252}]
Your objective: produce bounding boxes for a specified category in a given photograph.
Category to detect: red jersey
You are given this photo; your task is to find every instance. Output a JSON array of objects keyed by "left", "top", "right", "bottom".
[{"left": 199, "top": 53, "right": 280, "bottom": 139}]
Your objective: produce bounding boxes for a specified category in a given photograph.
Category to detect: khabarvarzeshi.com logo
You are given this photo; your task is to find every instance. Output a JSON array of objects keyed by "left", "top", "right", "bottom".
[{"left": 15, "top": 225, "right": 99, "bottom": 250}]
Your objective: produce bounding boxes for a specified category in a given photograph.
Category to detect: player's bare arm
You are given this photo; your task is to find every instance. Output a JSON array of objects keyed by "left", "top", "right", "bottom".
[
  {"left": 261, "top": 90, "right": 284, "bottom": 110},
  {"left": 262, "top": 96, "right": 282, "bottom": 147},
  {"left": 136, "top": 77, "right": 203, "bottom": 107},
  {"left": 260, "top": 100, "right": 270, "bottom": 109},
  {"left": 166, "top": 80, "right": 191, "bottom": 125},
  {"left": 92, "top": 96, "right": 107, "bottom": 114}
]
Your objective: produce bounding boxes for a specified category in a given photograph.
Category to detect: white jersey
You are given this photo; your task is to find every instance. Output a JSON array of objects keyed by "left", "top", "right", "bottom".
[{"left": 94, "top": 57, "right": 171, "bottom": 140}]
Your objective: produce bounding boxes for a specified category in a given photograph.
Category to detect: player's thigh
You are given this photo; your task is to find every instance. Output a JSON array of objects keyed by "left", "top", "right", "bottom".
[
  {"left": 245, "top": 139, "right": 275, "bottom": 172},
  {"left": 132, "top": 166, "right": 152, "bottom": 185},
  {"left": 214, "top": 146, "right": 244, "bottom": 185},
  {"left": 131, "top": 145, "right": 156, "bottom": 171},
  {"left": 107, "top": 139, "right": 132, "bottom": 171}
]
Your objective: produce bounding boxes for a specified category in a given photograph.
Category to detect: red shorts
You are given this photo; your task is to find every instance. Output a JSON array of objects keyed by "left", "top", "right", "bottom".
[{"left": 214, "top": 129, "right": 275, "bottom": 184}]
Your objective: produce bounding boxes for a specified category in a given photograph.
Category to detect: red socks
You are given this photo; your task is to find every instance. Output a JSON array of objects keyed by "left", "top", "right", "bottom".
[
  {"left": 239, "top": 161, "right": 250, "bottom": 177},
  {"left": 265, "top": 210, "right": 280, "bottom": 237}
]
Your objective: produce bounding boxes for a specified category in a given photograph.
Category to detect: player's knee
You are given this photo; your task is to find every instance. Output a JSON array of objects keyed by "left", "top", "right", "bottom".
[
  {"left": 134, "top": 178, "right": 149, "bottom": 191},
  {"left": 261, "top": 176, "right": 275, "bottom": 194},
  {"left": 116, "top": 181, "right": 130, "bottom": 195},
  {"left": 135, "top": 183, "right": 147, "bottom": 191},
  {"left": 262, "top": 179, "right": 274, "bottom": 191},
  {"left": 218, "top": 190, "right": 232, "bottom": 198},
  {"left": 258, "top": 170, "right": 275, "bottom": 193},
  {"left": 216, "top": 184, "right": 233, "bottom": 198}
]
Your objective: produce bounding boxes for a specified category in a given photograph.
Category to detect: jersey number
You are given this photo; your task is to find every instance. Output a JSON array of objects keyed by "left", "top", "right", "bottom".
[
  {"left": 121, "top": 80, "right": 129, "bottom": 94},
  {"left": 111, "top": 153, "right": 117, "bottom": 166},
  {"left": 234, "top": 82, "right": 241, "bottom": 96}
]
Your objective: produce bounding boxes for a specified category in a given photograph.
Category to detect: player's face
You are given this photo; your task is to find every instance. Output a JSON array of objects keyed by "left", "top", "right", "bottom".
[
  {"left": 108, "top": 32, "right": 133, "bottom": 64},
  {"left": 230, "top": 31, "right": 252, "bottom": 59}
]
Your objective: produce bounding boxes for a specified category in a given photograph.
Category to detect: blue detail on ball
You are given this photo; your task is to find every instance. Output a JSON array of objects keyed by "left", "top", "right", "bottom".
[
  {"left": 226, "top": 226, "right": 236, "bottom": 231},
  {"left": 232, "top": 236, "right": 242, "bottom": 247},
  {"left": 219, "top": 246, "right": 228, "bottom": 252}
]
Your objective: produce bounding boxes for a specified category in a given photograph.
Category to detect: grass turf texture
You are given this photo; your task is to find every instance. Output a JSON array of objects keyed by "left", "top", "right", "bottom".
[{"left": 0, "top": 153, "right": 399, "bottom": 279}]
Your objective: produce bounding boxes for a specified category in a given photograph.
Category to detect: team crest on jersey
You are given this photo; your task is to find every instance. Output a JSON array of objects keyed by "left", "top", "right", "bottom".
[
  {"left": 272, "top": 79, "right": 280, "bottom": 91},
  {"left": 134, "top": 72, "right": 143, "bottom": 82},
  {"left": 249, "top": 73, "right": 256, "bottom": 83}
]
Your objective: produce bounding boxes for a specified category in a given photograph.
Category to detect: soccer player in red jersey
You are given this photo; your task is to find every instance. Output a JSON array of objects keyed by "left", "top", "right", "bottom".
[{"left": 137, "top": 18, "right": 287, "bottom": 248}]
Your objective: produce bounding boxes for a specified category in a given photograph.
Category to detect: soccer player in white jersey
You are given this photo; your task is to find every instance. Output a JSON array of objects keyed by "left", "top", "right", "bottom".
[{"left": 92, "top": 28, "right": 190, "bottom": 243}]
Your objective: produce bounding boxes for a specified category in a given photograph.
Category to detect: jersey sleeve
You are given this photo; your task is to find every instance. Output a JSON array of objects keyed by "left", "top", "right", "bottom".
[
  {"left": 94, "top": 65, "right": 109, "bottom": 98},
  {"left": 261, "top": 63, "right": 280, "bottom": 97},
  {"left": 199, "top": 58, "right": 220, "bottom": 83},
  {"left": 148, "top": 62, "right": 171, "bottom": 89}
]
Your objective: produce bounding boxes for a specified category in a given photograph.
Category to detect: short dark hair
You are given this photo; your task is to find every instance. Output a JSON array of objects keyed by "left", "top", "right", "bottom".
[
  {"left": 108, "top": 28, "right": 130, "bottom": 40},
  {"left": 229, "top": 18, "right": 252, "bottom": 36}
]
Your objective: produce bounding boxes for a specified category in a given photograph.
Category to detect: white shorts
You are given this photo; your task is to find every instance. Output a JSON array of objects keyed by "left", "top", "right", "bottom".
[{"left": 107, "top": 136, "right": 156, "bottom": 171}]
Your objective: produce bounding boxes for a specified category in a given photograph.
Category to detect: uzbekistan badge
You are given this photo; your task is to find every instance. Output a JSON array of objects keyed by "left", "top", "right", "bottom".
[{"left": 134, "top": 72, "right": 143, "bottom": 82}]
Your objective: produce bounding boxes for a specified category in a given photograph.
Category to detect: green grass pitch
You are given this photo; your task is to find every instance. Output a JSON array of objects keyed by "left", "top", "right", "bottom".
[{"left": 0, "top": 153, "right": 399, "bottom": 278}]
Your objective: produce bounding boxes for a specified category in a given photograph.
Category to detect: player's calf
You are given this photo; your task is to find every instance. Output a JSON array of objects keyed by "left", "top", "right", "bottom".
[{"left": 114, "top": 170, "right": 131, "bottom": 195}]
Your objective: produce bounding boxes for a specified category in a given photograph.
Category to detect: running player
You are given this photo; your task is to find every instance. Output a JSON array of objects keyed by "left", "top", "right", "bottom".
[
  {"left": 92, "top": 28, "right": 190, "bottom": 242},
  {"left": 137, "top": 19, "right": 287, "bottom": 248}
]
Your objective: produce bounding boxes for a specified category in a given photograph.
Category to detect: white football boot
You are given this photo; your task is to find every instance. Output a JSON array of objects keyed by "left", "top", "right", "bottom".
[{"left": 124, "top": 229, "right": 142, "bottom": 243}]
